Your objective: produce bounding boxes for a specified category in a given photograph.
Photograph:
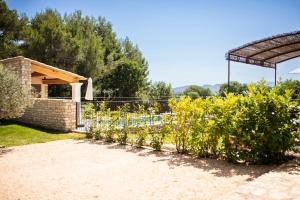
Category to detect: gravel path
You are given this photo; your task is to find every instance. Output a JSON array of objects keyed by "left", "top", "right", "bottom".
[
  {"left": 220, "top": 157, "right": 300, "bottom": 200},
  {"left": 0, "top": 140, "right": 276, "bottom": 200}
]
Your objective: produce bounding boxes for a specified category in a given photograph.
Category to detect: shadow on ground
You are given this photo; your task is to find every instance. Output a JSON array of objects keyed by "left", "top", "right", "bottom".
[
  {"left": 77, "top": 139, "right": 278, "bottom": 180},
  {"left": 274, "top": 156, "right": 300, "bottom": 175},
  {"left": 0, "top": 148, "right": 13, "bottom": 157}
]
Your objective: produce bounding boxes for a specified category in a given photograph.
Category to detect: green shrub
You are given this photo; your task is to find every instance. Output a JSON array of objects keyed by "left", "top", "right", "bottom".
[
  {"left": 226, "top": 82, "right": 299, "bottom": 163},
  {"left": 149, "top": 126, "right": 164, "bottom": 151},
  {"left": 149, "top": 113, "right": 173, "bottom": 151},
  {"left": 94, "top": 128, "right": 102, "bottom": 140},
  {"left": 117, "top": 132, "right": 127, "bottom": 144},
  {"left": 82, "top": 103, "right": 97, "bottom": 139},
  {"left": 169, "top": 96, "right": 193, "bottom": 153},
  {"left": 93, "top": 102, "right": 107, "bottom": 140},
  {"left": 82, "top": 103, "right": 96, "bottom": 120},
  {"left": 168, "top": 80, "right": 300, "bottom": 163},
  {"left": 103, "top": 109, "right": 116, "bottom": 142},
  {"left": 134, "top": 105, "right": 148, "bottom": 147},
  {"left": 103, "top": 129, "right": 115, "bottom": 142},
  {"left": 188, "top": 97, "right": 217, "bottom": 157},
  {"left": 116, "top": 104, "right": 130, "bottom": 144},
  {"left": 278, "top": 79, "right": 300, "bottom": 100},
  {"left": 85, "top": 123, "right": 96, "bottom": 139},
  {"left": 135, "top": 127, "right": 148, "bottom": 147}
]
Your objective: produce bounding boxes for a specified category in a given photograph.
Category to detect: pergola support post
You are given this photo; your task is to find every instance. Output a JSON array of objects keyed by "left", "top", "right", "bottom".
[
  {"left": 228, "top": 59, "right": 230, "bottom": 91},
  {"left": 274, "top": 64, "right": 277, "bottom": 86}
]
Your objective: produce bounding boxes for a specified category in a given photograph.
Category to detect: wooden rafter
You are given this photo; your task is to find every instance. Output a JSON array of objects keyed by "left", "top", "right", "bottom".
[
  {"left": 31, "top": 72, "right": 45, "bottom": 77},
  {"left": 31, "top": 63, "right": 79, "bottom": 83},
  {"left": 42, "top": 79, "right": 70, "bottom": 85}
]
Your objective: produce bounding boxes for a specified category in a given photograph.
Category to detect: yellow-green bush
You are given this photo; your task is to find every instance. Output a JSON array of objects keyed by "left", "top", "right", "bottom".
[
  {"left": 169, "top": 81, "right": 300, "bottom": 163},
  {"left": 83, "top": 81, "right": 299, "bottom": 163}
]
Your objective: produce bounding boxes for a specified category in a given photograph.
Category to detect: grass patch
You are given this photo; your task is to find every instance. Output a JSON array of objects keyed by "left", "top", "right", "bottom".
[{"left": 0, "top": 123, "right": 85, "bottom": 147}]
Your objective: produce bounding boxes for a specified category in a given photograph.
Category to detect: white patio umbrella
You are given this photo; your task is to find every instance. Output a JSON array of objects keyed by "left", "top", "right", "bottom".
[
  {"left": 85, "top": 77, "right": 93, "bottom": 100},
  {"left": 289, "top": 68, "right": 300, "bottom": 74}
]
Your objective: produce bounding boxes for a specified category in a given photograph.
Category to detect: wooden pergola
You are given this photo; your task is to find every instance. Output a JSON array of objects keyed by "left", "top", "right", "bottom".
[{"left": 226, "top": 30, "right": 300, "bottom": 87}]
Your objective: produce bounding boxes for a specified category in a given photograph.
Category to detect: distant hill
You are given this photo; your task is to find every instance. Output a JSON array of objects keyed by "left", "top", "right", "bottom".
[
  {"left": 173, "top": 84, "right": 221, "bottom": 94},
  {"left": 202, "top": 84, "right": 221, "bottom": 93},
  {"left": 172, "top": 86, "right": 190, "bottom": 94},
  {"left": 173, "top": 82, "right": 275, "bottom": 95}
]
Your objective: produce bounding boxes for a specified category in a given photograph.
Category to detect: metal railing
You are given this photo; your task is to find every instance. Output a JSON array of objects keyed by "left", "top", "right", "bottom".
[{"left": 76, "top": 99, "right": 173, "bottom": 132}]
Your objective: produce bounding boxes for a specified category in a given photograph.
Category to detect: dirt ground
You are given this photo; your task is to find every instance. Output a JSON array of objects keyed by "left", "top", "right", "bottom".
[{"left": 0, "top": 140, "right": 276, "bottom": 200}]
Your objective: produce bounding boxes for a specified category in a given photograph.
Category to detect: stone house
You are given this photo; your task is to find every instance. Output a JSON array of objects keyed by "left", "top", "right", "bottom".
[{"left": 0, "top": 56, "right": 87, "bottom": 131}]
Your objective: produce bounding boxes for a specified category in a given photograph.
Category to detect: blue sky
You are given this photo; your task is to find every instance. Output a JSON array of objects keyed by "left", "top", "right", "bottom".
[{"left": 6, "top": 0, "right": 300, "bottom": 87}]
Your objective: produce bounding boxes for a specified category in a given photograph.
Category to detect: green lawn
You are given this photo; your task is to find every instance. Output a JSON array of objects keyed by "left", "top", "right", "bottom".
[{"left": 0, "top": 123, "right": 85, "bottom": 147}]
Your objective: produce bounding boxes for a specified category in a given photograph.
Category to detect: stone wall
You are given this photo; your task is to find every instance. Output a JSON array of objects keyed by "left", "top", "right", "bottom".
[{"left": 18, "top": 98, "right": 77, "bottom": 132}]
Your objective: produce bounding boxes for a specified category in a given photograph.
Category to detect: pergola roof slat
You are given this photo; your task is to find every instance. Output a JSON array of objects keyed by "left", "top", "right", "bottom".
[
  {"left": 263, "top": 47, "right": 300, "bottom": 62},
  {"left": 226, "top": 30, "right": 300, "bottom": 68},
  {"left": 248, "top": 40, "right": 300, "bottom": 58}
]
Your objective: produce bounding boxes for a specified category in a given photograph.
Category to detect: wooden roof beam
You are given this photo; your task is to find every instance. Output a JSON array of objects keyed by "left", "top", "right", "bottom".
[
  {"left": 42, "top": 79, "right": 70, "bottom": 85},
  {"left": 31, "top": 72, "right": 45, "bottom": 77},
  {"left": 31, "top": 63, "right": 79, "bottom": 83}
]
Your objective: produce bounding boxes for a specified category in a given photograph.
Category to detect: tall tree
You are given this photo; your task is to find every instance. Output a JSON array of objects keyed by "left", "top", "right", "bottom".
[
  {"left": 23, "top": 9, "right": 79, "bottom": 71},
  {"left": 121, "top": 37, "right": 148, "bottom": 71},
  {"left": 22, "top": 9, "right": 81, "bottom": 97},
  {"left": 120, "top": 37, "right": 149, "bottom": 95},
  {"left": 99, "top": 60, "right": 147, "bottom": 97},
  {"left": 64, "top": 11, "right": 104, "bottom": 78},
  {"left": 0, "top": 0, "right": 27, "bottom": 59},
  {"left": 1, "top": 4, "right": 150, "bottom": 98},
  {"left": 95, "top": 17, "right": 122, "bottom": 70},
  {"left": 64, "top": 11, "right": 105, "bottom": 95}
]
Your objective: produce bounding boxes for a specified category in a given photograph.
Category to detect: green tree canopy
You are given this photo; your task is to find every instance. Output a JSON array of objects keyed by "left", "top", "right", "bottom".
[
  {"left": 23, "top": 9, "right": 79, "bottom": 71},
  {"left": 218, "top": 81, "right": 248, "bottom": 97},
  {"left": 0, "top": 1, "right": 150, "bottom": 98},
  {"left": 99, "top": 60, "right": 148, "bottom": 97},
  {"left": 183, "top": 85, "right": 212, "bottom": 99},
  {"left": 278, "top": 79, "right": 300, "bottom": 100},
  {"left": 149, "top": 81, "right": 172, "bottom": 100},
  {"left": 0, "top": 0, "right": 27, "bottom": 59}
]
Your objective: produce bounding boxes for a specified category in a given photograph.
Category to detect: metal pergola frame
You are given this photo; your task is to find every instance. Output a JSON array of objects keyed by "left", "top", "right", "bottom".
[{"left": 226, "top": 30, "right": 300, "bottom": 88}]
